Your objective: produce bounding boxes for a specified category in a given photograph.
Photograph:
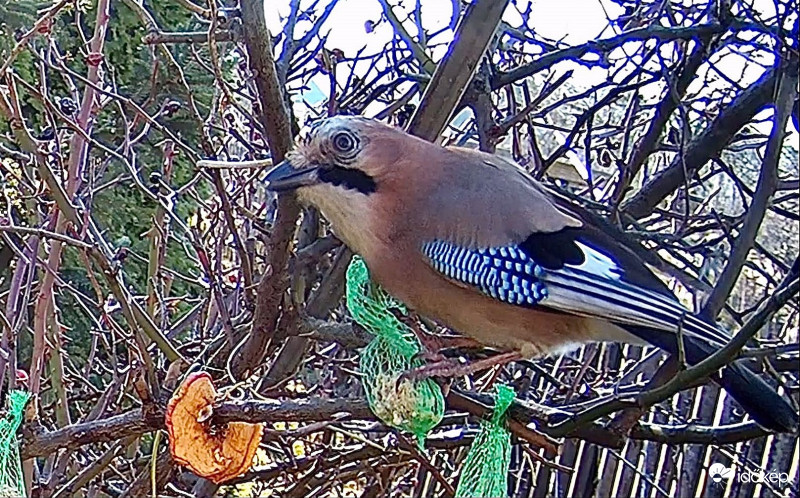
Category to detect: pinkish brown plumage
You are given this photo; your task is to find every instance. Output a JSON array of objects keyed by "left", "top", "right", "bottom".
[{"left": 264, "top": 115, "right": 797, "bottom": 432}]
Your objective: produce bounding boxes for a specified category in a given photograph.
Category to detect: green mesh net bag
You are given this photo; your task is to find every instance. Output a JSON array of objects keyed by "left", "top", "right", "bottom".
[
  {"left": 346, "top": 256, "right": 444, "bottom": 445},
  {"left": 455, "top": 384, "right": 515, "bottom": 498},
  {"left": 0, "top": 390, "right": 30, "bottom": 498}
]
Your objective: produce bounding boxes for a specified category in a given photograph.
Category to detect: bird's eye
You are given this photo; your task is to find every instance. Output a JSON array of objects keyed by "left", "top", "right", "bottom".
[{"left": 332, "top": 131, "right": 356, "bottom": 153}]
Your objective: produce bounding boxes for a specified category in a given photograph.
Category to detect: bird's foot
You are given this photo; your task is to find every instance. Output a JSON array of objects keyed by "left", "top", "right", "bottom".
[
  {"left": 404, "top": 351, "right": 524, "bottom": 382},
  {"left": 424, "top": 335, "right": 484, "bottom": 352},
  {"left": 390, "top": 309, "right": 482, "bottom": 354},
  {"left": 412, "top": 336, "right": 486, "bottom": 366},
  {"left": 415, "top": 349, "right": 447, "bottom": 364}
]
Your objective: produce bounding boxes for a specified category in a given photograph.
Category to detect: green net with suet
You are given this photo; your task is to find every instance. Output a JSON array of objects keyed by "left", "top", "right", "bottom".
[
  {"left": 345, "top": 256, "right": 445, "bottom": 445},
  {"left": 455, "top": 384, "right": 515, "bottom": 498},
  {"left": 0, "top": 390, "right": 30, "bottom": 498}
]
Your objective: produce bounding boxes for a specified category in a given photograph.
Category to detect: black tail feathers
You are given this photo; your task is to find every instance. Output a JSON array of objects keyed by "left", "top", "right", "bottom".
[
  {"left": 713, "top": 360, "right": 798, "bottom": 432},
  {"left": 624, "top": 325, "right": 798, "bottom": 433}
]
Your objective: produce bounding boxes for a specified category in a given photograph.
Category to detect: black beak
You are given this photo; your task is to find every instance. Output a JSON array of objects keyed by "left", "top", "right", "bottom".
[{"left": 264, "top": 159, "right": 320, "bottom": 192}]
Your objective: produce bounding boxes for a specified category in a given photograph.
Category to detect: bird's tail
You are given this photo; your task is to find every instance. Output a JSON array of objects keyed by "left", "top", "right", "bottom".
[{"left": 624, "top": 325, "right": 798, "bottom": 433}]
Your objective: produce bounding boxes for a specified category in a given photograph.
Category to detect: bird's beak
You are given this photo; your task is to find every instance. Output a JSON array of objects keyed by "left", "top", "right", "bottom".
[{"left": 264, "top": 159, "right": 320, "bottom": 192}]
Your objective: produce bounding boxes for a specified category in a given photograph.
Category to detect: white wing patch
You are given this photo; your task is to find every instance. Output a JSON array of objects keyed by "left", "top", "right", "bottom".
[
  {"left": 422, "top": 237, "right": 732, "bottom": 349},
  {"left": 570, "top": 242, "right": 622, "bottom": 280}
]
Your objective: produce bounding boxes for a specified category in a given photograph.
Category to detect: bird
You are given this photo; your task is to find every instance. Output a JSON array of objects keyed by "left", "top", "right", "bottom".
[{"left": 264, "top": 115, "right": 798, "bottom": 433}]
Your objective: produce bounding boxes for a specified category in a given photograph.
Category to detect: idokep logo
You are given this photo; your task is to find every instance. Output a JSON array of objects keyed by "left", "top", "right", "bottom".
[
  {"left": 708, "top": 462, "right": 792, "bottom": 486},
  {"left": 709, "top": 463, "right": 734, "bottom": 483}
]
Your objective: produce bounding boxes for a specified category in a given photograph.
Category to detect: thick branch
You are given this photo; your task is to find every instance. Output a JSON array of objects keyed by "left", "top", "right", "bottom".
[
  {"left": 213, "top": 397, "right": 373, "bottom": 424},
  {"left": 21, "top": 409, "right": 160, "bottom": 460},
  {"left": 702, "top": 68, "right": 798, "bottom": 317},
  {"left": 631, "top": 421, "right": 766, "bottom": 445},
  {"left": 621, "top": 59, "right": 795, "bottom": 218},
  {"left": 21, "top": 397, "right": 372, "bottom": 460},
  {"left": 239, "top": 0, "right": 293, "bottom": 162},
  {"left": 492, "top": 24, "right": 727, "bottom": 89},
  {"left": 613, "top": 39, "right": 712, "bottom": 203},
  {"left": 24, "top": 373, "right": 786, "bottom": 462},
  {"left": 229, "top": 0, "right": 297, "bottom": 379},
  {"left": 406, "top": 0, "right": 509, "bottom": 141}
]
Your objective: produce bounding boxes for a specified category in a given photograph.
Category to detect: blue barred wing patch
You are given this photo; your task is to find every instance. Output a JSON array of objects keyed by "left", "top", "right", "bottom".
[
  {"left": 422, "top": 240, "right": 548, "bottom": 306},
  {"left": 423, "top": 238, "right": 733, "bottom": 348}
]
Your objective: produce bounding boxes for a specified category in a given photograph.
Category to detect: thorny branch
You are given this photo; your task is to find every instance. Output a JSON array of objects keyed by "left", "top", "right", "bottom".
[{"left": 0, "top": 0, "right": 797, "bottom": 496}]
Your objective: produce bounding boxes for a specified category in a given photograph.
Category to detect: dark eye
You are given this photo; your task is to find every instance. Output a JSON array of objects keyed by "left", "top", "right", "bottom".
[{"left": 332, "top": 131, "right": 356, "bottom": 153}]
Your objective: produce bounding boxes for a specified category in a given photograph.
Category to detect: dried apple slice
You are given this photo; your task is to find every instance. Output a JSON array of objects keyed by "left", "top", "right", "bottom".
[{"left": 165, "top": 372, "right": 263, "bottom": 483}]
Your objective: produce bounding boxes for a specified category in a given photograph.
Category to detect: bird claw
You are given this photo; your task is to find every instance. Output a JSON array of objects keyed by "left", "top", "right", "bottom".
[
  {"left": 402, "top": 358, "right": 465, "bottom": 383},
  {"left": 392, "top": 309, "right": 482, "bottom": 356},
  {"left": 412, "top": 349, "right": 446, "bottom": 364},
  {"left": 402, "top": 351, "right": 524, "bottom": 383}
]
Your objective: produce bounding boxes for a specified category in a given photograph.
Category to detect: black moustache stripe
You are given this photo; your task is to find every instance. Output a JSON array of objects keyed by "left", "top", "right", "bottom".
[{"left": 318, "top": 166, "right": 376, "bottom": 194}]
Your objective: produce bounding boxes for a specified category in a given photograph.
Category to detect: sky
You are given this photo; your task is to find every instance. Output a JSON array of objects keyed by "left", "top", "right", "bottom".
[
  {"left": 261, "top": 0, "right": 796, "bottom": 160},
  {"left": 263, "top": 0, "right": 626, "bottom": 146},
  {"left": 261, "top": 0, "right": 787, "bottom": 111},
  {"left": 265, "top": 0, "right": 621, "bottom": 51},
  {"left": 263, "top": 0, "right": 623, "bottom": 97}
]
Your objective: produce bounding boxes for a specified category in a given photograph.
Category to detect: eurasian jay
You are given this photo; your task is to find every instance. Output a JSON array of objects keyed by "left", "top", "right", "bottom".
[{"left": 264, "top": 115, "right": 798, "bottom": 432}]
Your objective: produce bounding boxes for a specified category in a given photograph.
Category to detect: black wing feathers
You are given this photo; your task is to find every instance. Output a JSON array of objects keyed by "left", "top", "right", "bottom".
[{"left": 518, "top": 228, "right": 585, "bottom": 269}]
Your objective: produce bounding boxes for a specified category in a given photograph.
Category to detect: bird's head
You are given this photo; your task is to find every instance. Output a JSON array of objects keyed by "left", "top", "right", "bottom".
[
  {"left": 264, "top": 115, "right": 414, "bottom": 194},
  {"left": 264, "top": 116, "right": 423, "bottom": 252}
]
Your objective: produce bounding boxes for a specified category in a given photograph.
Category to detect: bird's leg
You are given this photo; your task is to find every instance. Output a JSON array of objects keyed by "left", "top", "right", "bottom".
[
  {"left": 389, "top": 310, "right": 482, "bottom": 361},
  {"left": 404, "top": 351, "right": 524, "bottom": 381},
  {"left": 389, "top": 309, "right": 443, "bottom": 362},
  {"left": 413, "top": 332, "right": 485, "bottom": 360}
]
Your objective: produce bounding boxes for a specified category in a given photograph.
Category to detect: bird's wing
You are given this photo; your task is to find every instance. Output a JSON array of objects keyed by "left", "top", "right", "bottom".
[
  {"left": 421, "top": 234, "right": 730, "bottom": 348},
  {"left": 417, "top": 147, "right": 730, "bottom": 348},
  {"left": 420, "top": 149, "right": 729, "bottom": 345}
]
